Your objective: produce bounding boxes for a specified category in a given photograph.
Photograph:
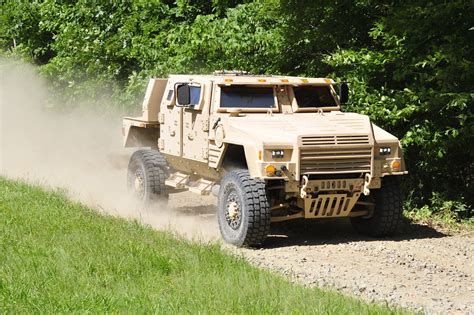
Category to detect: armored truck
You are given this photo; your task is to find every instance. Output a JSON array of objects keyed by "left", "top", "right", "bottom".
[{"left": 123, "top": 71, "right": 407, "bottom": 246}]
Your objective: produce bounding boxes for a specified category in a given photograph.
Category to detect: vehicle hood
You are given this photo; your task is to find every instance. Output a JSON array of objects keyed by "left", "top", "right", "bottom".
[{"left": 223, "top": 112, "right": 374, "bottom": 146}]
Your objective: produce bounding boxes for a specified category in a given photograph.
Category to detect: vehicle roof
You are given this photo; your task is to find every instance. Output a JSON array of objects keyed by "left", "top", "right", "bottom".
[{"left": 165, "top": 74, "right": 335, "bottom": 85}]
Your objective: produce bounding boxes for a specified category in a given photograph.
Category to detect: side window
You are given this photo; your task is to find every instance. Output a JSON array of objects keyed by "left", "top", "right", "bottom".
[
  {"left": 176, "top": 83, "right": 201, "bottom": 106},
  {"left": 189, "top": 86, "right": 201, "bottom": 105}
]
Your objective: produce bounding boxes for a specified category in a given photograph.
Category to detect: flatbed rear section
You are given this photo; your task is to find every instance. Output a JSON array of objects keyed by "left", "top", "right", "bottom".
[{"left": 122, "top": 78, "right": 167, "bottom": 148}]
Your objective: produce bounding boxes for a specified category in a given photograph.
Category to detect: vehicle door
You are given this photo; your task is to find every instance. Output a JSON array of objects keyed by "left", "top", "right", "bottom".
[
  {"left": 181, "top": 81, "right": 211, "bottom": 162},
  {"left": 159, "top": 81, "right": 183, "bottom": 157}
]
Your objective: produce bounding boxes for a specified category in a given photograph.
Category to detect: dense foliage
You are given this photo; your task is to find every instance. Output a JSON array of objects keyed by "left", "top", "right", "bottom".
[{"left": 1, "top": 0, "right": 472, "bottom": 217}]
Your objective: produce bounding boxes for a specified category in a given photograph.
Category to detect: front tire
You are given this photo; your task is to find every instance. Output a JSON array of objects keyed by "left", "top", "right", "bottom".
[
  {"left": 127, "top": 150, "right": 169, "bottom": 204},
  {"left": 351, "top": 176, "right": 403, "bottom": 237},
  {"left": 217, "top": 170, "right": 271, "bottom": 247}
]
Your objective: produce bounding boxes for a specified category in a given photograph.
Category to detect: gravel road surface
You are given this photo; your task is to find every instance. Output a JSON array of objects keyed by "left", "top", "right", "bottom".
[
  {"left": 236, "top": 220, "right": 474, "bottom": 314},
  {"left": 166, "top": 193, "right": 474, "bottom": 314}
]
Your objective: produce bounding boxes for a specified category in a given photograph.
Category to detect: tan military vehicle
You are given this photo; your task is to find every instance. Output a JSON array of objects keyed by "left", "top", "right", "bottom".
[{"left": 123, "top": 71, "right": 407, "bottom": 246}]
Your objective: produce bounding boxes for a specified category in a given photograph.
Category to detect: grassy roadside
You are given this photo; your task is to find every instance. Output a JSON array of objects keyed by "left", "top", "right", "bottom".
[
  {"left": 0, "top": 177, "right": 402, "bottom": 314},
  {"left": 404, "top": 210, "right": 474, "bottom": 234}
]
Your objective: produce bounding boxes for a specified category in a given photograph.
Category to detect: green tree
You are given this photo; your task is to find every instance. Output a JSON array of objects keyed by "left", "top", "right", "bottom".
[{"left": 325, "top": 0, "right": 474, "bottom": 216}]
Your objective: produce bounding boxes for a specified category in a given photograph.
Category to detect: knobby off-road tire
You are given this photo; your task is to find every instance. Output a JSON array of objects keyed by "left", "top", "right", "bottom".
[
  {"left": 127, "top": 150, "right": 169, "bottom": 204},
  {"left": 351, "top": 176, "right": 403, "bottom": 237},
  {"left": 218, "top": 170, "right": 271, "bottom": 247}
]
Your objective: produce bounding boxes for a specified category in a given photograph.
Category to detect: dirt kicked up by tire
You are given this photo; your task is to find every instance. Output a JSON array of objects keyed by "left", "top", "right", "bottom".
[{"left": 217, "top": 170, "right": 271, "bottom": 247}]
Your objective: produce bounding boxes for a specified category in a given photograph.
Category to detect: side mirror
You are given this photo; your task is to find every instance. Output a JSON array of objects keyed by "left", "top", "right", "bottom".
[
  {"left": 177, "top": 84, "right": 190, "bottom": 106},
  {"left": 339, "top": 82, "right": 349, "bottom": 104}
]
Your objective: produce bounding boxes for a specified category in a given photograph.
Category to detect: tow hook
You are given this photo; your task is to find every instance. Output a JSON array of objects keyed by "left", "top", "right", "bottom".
[
  {"left": 300, "top": 175, "right": 309, "bottom": 198},
  {"left": 363, "top": 173, "right": 371, "bottom": 196}
]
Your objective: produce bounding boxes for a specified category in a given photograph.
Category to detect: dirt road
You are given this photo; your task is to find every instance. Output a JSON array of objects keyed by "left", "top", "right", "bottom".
[
  {"left": 165, "top": 193, "right": 474, "bottom": 315},
  {"left": 238, "top": 222, "right": 473, "bottom": 314}
]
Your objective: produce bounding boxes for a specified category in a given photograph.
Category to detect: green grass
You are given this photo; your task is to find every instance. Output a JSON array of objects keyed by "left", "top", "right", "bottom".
[
  {"left": 404, "top": 208, "right": 474, "bottom": 234},
  {"left": 0, "top": 177, "right": 402, "bottom": 314}
]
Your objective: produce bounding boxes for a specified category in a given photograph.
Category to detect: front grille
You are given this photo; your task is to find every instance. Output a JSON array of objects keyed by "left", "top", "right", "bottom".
[
  {"left": 301, "top": 135, "right": 370, "bottom": 146},
  {"left": 300, "top": 147, "right": 372, "bottom": 174}
]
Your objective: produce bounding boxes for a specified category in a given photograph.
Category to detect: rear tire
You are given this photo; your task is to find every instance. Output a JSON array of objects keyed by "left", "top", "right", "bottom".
[
  {"left": 217, "top": 170, "right": 271, "bottom": 247},
  {"left": 351, "top": 176, "right": 403, "bottom": 237},
  {"left": 127, "top": 150, "right": 169, "bottom": 204}
]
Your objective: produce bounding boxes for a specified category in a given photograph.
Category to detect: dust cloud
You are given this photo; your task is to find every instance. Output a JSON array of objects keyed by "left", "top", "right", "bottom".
[{"left": 0, "top": 60, "right": 219, "bottom": 242}]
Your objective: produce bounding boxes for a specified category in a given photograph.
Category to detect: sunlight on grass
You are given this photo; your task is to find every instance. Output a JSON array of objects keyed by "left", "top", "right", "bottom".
[{"left": 0, "top": 177, "right": 403, "bottom": 313}]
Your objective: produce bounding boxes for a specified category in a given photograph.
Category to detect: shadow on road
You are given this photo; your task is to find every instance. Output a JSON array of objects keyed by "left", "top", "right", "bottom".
[
  {"left": 166, "top": 197, "right": 448, "bottom": 248},
  {"left": 264, "top": 217, "right": 447, "bottom": 248}
]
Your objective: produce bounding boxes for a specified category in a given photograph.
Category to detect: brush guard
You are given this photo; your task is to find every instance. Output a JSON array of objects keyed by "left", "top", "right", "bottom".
[{"left": 303, "top": 192, "right": 361, "bottom": 218}]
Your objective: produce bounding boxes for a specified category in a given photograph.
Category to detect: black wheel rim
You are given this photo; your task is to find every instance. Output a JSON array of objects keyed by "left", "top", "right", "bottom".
[{"left": 225, "top": 191, "right": 242, "bottom": 230}]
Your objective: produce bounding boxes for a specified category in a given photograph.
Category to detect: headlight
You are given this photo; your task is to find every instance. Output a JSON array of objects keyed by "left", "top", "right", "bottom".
[
  {"left": 271, "top": 150, "right": 284, "bottom": 159},
  {"left": 379, "top": 147, "right": 391, "bottom": 155}
]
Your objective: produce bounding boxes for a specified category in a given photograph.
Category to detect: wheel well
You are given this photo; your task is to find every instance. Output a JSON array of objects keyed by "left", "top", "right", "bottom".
[
  {"left": 125, "top": 126, "right": 159, "bottom": 149},
  {"left": 221, "top": 144, "right": 248, "bottom": 170}
]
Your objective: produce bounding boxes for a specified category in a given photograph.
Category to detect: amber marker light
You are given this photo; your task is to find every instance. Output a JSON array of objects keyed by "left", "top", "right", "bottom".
[
  {"left": 301, "top": 79, "right": 309, "bottom": 83},
  {"left": 224, "top": 78, "right": 233, "bottom": 83},
  {"left": 257, "top": 79, "right": 267, "bottom": 83},
  {"left": 390, "top": 159, "right": 401, "bottom": 172},
  {"left": 265, "top": 165, "right": 276, "bottom": 176},
  {"left": 258, "top": 150, "right": 263, "bottom": 160},
  {"left": 280, "top": 79, "right": 289, "bottom": 83}
]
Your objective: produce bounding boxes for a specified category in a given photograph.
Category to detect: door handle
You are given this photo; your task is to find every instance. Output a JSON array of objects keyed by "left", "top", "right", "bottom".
[{"left": 212, "top": 117, "right": 221, "bottom": 130}]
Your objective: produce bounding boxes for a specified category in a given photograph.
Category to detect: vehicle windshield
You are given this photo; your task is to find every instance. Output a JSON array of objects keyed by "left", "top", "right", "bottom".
[
  {"left": 220, "top": 86, "right": 275, "bottom": 109},
  {"left": 293, "top": 85, "right": 337, "bottom": 108}
]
